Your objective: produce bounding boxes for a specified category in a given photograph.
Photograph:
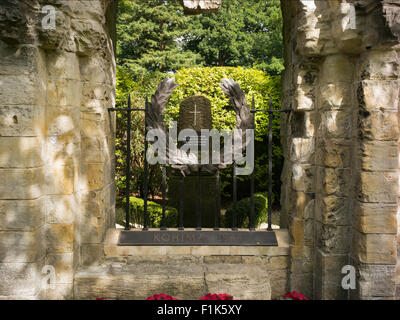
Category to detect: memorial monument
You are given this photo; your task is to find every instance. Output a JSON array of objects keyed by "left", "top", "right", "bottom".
[{"left": 168, "top": 95, "right": 217, "bottom": 228}]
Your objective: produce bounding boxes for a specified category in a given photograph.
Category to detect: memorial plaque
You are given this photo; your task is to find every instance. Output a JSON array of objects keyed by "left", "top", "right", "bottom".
[
  {"left": 118, "top": 230, "right": 278, "bottom": 246},
  {"left": 178, "top": 95, "right": 212, "bottom": 132}
]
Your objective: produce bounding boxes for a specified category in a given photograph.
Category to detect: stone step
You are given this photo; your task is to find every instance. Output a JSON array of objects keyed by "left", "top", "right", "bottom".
[{"left": 74, "top": 263, "right": 271, "bottom": 300}]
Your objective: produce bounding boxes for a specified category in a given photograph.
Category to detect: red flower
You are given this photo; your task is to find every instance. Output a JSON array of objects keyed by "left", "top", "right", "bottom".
[
  {"left": 280, "top": 291, "right": 309, "bottom": 300},
  {"left": 200, "top": 293, "right": 233, "bottom": 300},
  {"left": 146, "top": 293, "right": 178, "bottom": 300}
]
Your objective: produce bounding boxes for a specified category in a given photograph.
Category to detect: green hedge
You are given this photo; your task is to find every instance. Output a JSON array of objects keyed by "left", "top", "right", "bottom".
[
  {"left": 116, "top": 197, "right": 178, "bottom": 228},
  {"left": 165, "top": 67, "right": 281, "bottom": 137},
  {"left": 164, "top": 67, "right": 283, "bottom": 203},
  {"left": 224, "top": 193, "right": 268, "bottom": 229}
]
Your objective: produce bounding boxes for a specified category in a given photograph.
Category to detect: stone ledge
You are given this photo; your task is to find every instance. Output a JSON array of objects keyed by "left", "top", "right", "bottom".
[
  {"left": 103, "top": 228, "right": 289, "bottom": 257},
  {"left": 74, "top": 263, "right": 271, "bottom": 300}
]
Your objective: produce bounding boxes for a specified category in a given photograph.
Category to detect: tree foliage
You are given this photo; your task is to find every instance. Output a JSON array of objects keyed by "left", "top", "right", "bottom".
[
  {"left": 183, "top": 0, "right": 283, "bottom": 74},
  {"left": 117, "top": 0, "right": 284, "bottom": 74},
  {"left": 117, "top": 0, "right": 201, "bottom": 76}
]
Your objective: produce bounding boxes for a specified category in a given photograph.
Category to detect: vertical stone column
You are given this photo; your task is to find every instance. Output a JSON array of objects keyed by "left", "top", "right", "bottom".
[
  {"left": 0, "top": 0, "right": 117, "bottom": 299},
  {"left": 350, "top": 48, "right": 399, "bottom": 299},
  {"left": 43, "top": 49, "right": 82, "bottom": 299},
  {"left": 281, "top": 0, "right": 400, "bottom": 299},
  {"left": 0, "top": 0, "right": 50, "bottom": 299},
  {"left": 315, "top": 54, "right": 354, "bottom": 299},
  {"left": 280, "top": 0, "right": 318, "bottom": 299},
  {"left": 0, "top": 18, "right": 46, "bottom": 299}
]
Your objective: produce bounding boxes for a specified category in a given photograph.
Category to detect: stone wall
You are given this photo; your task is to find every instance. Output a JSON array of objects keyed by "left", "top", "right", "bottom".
[
  {"left": 0, "top": 0, "right": 116, "bottom": 299},
  {"left": 281, "top": 0, "right": 400, "bottom": 299},
  {"left": 74, "top": 229, "right": 289, "bottom": 300}
]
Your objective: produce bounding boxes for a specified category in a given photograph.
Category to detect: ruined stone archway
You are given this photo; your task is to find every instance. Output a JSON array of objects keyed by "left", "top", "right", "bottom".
[
  {"left": 280, "top": 0, "right": 400, "bottom": 300},
  {"left": 0, "top": 0, "right": 399, "bottom": 300}
]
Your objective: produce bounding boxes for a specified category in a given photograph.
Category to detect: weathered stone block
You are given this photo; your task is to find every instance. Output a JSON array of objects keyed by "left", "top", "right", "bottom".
[
  {"left": 357, "top": 172, "right": 398, "bottom": 203},
  {"left": 204, "top": 255, "right": 242, "bottom": 264},
  {"left": 360, "top": 141, "right": 398, "bottom": 171},
  {"left": 81, "top": 244, "right": 103, "bottom": 266},
  {"left": 288, "top": 111, "right": 316, "bottom": 138},
  {"left": 74, "top": 264, "right": 205, "bottom": 300},
  {"left": 45, "top": 253, "right": 74, "bottom": 284},
  {"left": 294, "top": 85, "right": 315, "bottom": 111},
  {"left": 318, "top": 110, "right": 352, "bottom": 139},
  {"left": 315, "top": 250, "right": 348, "bottom": 274},
  {"left": 81, "top": 163, "right": 105, "bottom": 191},
  {"left": 79, "top": 56, "right": 110, "bottom": 84},
  {"left": 359, "top": 50, "right": 399, "bottom": 80},
  {"left": 46, "top": 195, "right": 76, "bottom": 224},
  {"left": 290, "top": 245, "right": 313, "bottom": 260},
  {"left": 0, "top": 167, "right": 44, "bottom": 199},
  {"left": 47, "top": 79, "right": 82, "bottom": 107},
  {"left": 289, "top": 272, "right": 313, "bottom": 299},
  {"left": 0, "top": 136, "right": 44, "bottom": 168},
  {"left": 354, "top": 202, "right": 397, "bottom": 234},
  {"left": 0, "top": 105, "right": 44, "bottom": 137},
  {"left": 316, "top": 222, "right": 351, "bottom": 254},
  {"left": 291, "top": 164, "right": 315, "bottom": 192},
  {"left": 319, "top": 83, "right": 352, "bottom": 110},
  {"left": 0, "top": 198, "right": 45, "bottom": 231},
  {"left": 205, "top": 264, "right": 271, "bottom": 300},
  {"left": 359, "top": 111, "right": 399, "bottom": 141},
  {"left": 0, "top": 228, "right": 45, "bottom": 263},
  {"left": 316, "top": 167, "right": 351, "bottom": 197},
  {"left": 360, "top": 80, "right": 399, "bottom": 111},
  {"left": 46, "top": 224, "right": 75, "bottom": 254},
  {"left": 0, "top": 262, "right": 42, "bottom": 297},
  {"left": 289, "top": 138, "right": 315, "bottom": 163},
  {"left": 71, "top": 19, "right": 107, "bottom": 56},
  {"left": 45, "top": 165, "right": 74, "bottom": 195},
  {"left": 46, "top": 51, "right": 80, "bottom": 81},
  {"left": 358, "top": 264, "right": 396, "bottom": 297},
  {"left": 80, "top": 202, "right": 105, "bottom": 244},
  {"left": 45, "top": 106, "right": 79, "bottom": 136},
  {"left": 0, "top": 42, "right": 42, "bottom": 76},
  {"left": 268, "top": 256, "right": 289, "bottom": 270},
  {"left": 81, "top": 82, "right": 114, "bottom": 106},
  {"left": 352, "top": 232, "right": 397, "bottom": 264},
  {"left": 41, "top": 283, "right": 73, "bottom": 300},
  {"left": 46, "top": 134, "right": 79, "bottom": 166},
  {"left": 314, "top": 274, "right": 348, "bottom": 300},
  {"left": 288, "top": 217, "right": 305, "bottom": 246},
  {"left": 321, "top": 54, "right": 354, "bottom": 84},
  {"left": 296, "top": 2, "right": 332, "bottom": 56},
  {"left": 81, "top": 137, "right": 105, "bottom": 163},
  {"left": 80, "top": 112, "right": 107, "bottom": 139},
  {"left": 316, "top": 138, "right": 351, "bottom": 168},
  {"left": 284, "top": 191, "right": 314, "bottom": 220},
  {"left": 270, "top": 278, "right": 288, "bottom": 299},
  {"left": 290, "top": 258, "right": 313, "bottom": 274},
  {"left": 38, "top": 9, "right": 74, "bottom": 52},
  {"left": 0, "top": 75, "right": 37, "bottom": 105},
  {"left": 316, "top": 196, "right": 350, "bottom": 226}
]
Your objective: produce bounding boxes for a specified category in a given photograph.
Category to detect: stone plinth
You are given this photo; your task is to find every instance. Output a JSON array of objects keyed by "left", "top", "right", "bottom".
[{"left": 73, "top": 228, "right": 290, "bottom": 300}]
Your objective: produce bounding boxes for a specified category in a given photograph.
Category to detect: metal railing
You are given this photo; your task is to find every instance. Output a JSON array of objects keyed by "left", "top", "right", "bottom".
[{"left": 109, "top": 95, "right": 289, "bottom": 234}]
